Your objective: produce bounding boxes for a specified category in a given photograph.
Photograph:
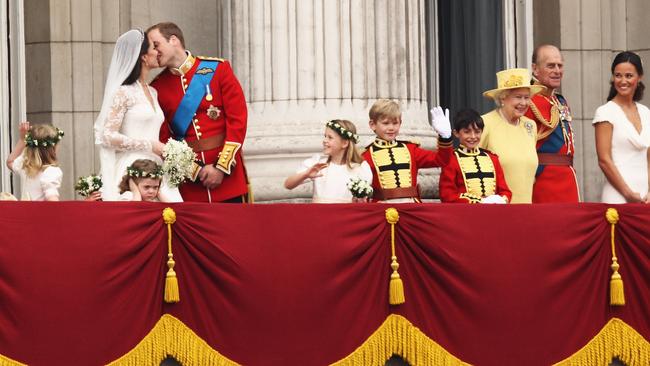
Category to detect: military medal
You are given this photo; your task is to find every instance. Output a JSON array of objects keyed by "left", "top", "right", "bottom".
[
  {"left": 205, "top": 84, "right": 213, "bottom": 102},
  {"left": 207, "top": 104, "right": 220, "bottom": 120},
  {"left": 559, "top": 104, "right": 572, "bottom": 122}
]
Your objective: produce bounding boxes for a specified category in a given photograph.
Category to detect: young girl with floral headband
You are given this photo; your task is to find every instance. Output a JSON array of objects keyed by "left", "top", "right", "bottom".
[
  {"left": 117, "top": 159, "right": 168, "bottom": 202},
  {"left": 6, "top": 121, "right": 64, "bottom": 201},
  {"left": 284, "top": 119, "right": 373, "bottom": 203}
]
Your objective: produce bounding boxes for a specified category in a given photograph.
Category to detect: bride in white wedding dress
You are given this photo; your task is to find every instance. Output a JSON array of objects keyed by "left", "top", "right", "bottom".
[{"left": 94, "top": 29, "right": 182, "bottom": 201}]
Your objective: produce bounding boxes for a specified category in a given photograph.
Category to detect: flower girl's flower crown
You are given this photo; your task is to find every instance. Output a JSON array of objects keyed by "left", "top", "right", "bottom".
[
  {"left": 25, "top": 128, "right": 64, "bottom": 148},
  {"left": 127, "top": 166, "right": 164, "bottom": 179},
  {"left": 326, "top": 120, "right": 359, "bottom": 143}
]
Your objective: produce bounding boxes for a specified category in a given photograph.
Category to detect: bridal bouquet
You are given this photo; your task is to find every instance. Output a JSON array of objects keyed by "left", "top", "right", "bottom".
[
  {"left": 347, "top": 177, "right": 373, "bottom": 199},
  {"left": 162, "top": 139, "right": 197, "bottom": 187},
  {"left": 75, "top": 174, "right": 103, "bottom": 197}
]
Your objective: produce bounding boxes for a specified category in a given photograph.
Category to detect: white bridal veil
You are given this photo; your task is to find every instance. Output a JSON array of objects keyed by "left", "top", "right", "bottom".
[{"left": 93, "top": 29, "right": 144, "bottom": 200}]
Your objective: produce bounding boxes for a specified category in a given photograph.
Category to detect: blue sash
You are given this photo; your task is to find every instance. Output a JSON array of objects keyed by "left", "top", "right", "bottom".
[
  {"left": 535, "top": 95, "right": 571, "bottom": 176},
  {"left": 170, "top": 60, "right": 220, "bottom": 137}
]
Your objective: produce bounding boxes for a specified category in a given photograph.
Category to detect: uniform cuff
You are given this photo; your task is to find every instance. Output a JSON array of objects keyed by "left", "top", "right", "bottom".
[
  {"left": 190, "top": 161, "right": 203, "bottom": 181},
  {"left": 460, "top": 193, "right": 482, "bottom": 204},
  {"left": 214, "top": 141, "right": 241, "bottom": 175},
  {"left": 437, "top": 136, "right": 453, "bottom": 149}
]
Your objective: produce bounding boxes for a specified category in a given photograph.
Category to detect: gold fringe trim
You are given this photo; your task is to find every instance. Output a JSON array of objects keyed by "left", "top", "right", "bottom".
[
  {"left": 0, "top": 354, "right": 26, "bottom": 366},
  {"left": 553, "top": 318, "right": 650, "bottom": 366},
  {"left": 331, "top": 314, "right": 470, "bottom": 366},
  {"left": 107, "top": 314, "right": 239, "bottom": 366},
  {"left": 385, "top": 208, "right": 405, "bottom": 305}
]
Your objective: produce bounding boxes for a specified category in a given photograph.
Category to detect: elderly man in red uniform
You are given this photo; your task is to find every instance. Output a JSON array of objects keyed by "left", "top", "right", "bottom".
[
  {"left": 147, "top": 22, "right": 249, "bottom": 203},
  {"left": 524, "top": 44, "right": 580, "bottom": 203}
]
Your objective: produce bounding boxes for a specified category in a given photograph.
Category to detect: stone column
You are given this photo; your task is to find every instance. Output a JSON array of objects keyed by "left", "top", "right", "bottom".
[{"left": 218, "top": 0, "right": 437, "bottom": 202}]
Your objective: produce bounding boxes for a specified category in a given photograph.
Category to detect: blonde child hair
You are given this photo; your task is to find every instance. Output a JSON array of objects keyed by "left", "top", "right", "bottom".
[
  {"left": 22, "top": 124, "right": 62, "bottom": 177},
  {"left": 118, "top": 159, "right": 163, "bottom": 194},
  {"left": 326, "top": 119, "right": 364, "bottom": 168},
  {"left": 368, "top": 99, "right": 401, "bottom": 121}
]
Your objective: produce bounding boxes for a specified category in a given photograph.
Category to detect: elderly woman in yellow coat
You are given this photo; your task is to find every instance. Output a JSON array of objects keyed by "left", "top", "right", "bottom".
[{"left": 480, "top": 68, "right": 545, "bottom": 203}]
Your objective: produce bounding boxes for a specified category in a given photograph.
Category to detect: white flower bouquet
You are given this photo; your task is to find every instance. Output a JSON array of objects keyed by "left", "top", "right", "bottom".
[
  {"left": 162, "top": 139, "right": 197, "bottom": 187},
  {"left": 347, "top": 177, "right": 374, "bottom": 199},
  {"left": 75, "top": 174, "right": 103, "bottom": 197}
]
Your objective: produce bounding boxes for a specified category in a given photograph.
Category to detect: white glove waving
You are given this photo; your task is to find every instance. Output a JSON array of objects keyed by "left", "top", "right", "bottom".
[
  {"left": 430, "top": 106, "right": 452, "bottom": 139},
  {"left": 481, "top": 195, "right": 507, "bottom": 204}
]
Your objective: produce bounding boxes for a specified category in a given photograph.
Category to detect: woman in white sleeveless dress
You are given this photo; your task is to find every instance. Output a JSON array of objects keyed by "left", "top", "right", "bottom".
[
  {"left": 94, "top": 29, "right": 182, "bottom": 201},
  {"left": 594, "top": 51, "right": 650, "bottom": 204}
]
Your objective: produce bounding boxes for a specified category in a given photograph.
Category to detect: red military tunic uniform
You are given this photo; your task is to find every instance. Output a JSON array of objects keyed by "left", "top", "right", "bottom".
[
  {"left": 362, "top": 137, "right": 453, "bottom": 202},
  {"left": 439, "top": 146, "right": 512, "bottom": 203},
  {"left": 153, "top": 52, "right": 249, "bottom": 202},
  {"left": 525, "top": 93, "right": 580, "bottom": 203}
]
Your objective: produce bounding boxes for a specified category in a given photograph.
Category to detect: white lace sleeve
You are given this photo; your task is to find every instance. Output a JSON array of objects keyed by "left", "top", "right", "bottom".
[{"left": 98, "top": 86, "right": 153, "bottom": 152}]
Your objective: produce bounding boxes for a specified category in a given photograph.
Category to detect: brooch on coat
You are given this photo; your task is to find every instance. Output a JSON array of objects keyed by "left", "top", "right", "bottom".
[
  {"left": 524, "top": 121, "right": 534, "bottom": 137},
  {"left": 207, "top": 105, "right": 221, "bottom": 120}
]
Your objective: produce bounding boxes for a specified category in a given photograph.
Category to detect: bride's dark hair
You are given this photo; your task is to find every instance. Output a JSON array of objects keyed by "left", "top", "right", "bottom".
[{"left": 122, "top": 33, "right": 149, "bottom": 85}]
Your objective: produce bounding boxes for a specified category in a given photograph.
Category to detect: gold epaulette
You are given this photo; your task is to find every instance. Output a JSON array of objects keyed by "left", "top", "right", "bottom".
[{"left": 197, "top": 55, "right": 226, "bottom": 62}]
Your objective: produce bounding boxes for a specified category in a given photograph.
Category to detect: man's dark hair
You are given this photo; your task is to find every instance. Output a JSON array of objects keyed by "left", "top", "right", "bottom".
[{"left": 453, "top": 108, "right": 484, "bottom": 132}]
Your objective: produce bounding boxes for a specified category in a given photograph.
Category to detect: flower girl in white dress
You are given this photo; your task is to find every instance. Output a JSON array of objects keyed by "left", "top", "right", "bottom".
[
  {"left": 6, "top": 121, "right": 64, "bottom": 201},
  {"left": 285, "top": 120, "right": 373, "bottom": 203},
  {"left": 94, "top": 29, "right": 182, "bottom": 202},
  {"left": 117, "top": 159, "right": 166, "bottom": 202}
]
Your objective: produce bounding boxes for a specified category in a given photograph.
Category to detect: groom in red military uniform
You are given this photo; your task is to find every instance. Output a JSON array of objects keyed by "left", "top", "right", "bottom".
[
  {"left": 148, "top": 22, "right": 249, "bottom": 203},
  {"left": 525, "top": 44, "right": 580, "bottom": 203}
]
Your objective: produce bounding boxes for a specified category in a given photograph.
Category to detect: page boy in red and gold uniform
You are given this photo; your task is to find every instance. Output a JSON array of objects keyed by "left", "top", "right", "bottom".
[
  {"left": 148, "top": 22, "right": 249, "bottom": 203},
  {"left": 439, "top": 109, "right": 511, "bottom": 204},
  {"left": 361, "top": 99, "right": 453, "bottom": 202}
]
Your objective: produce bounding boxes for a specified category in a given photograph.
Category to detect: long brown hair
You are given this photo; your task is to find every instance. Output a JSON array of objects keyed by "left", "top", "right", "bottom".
[
  {"left": 22, "top": 124, "right": 59, "bottom": 177},
  {"left": 328, "top": 119, "right": 364, "bottom": 168}
]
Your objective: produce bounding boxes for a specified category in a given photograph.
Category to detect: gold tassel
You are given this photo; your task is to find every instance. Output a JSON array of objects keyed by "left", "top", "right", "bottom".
[
  {"left": 605, "top": 208, "right": 624, "bottom": 306},
  {"left": 163, "top": 207, "right": 180, "bottom": 303},
  {"left": 385, "top": 208, "right": 405, "bottom": 305}
]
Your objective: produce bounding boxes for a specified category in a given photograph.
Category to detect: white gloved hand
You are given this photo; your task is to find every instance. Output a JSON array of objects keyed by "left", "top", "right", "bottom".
[
  {"left": 481, "top": 195, "right": 507, "bottom": 204},
  {"left": 430, "top": 106, "right": 452, "bottom": 139}
]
